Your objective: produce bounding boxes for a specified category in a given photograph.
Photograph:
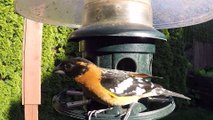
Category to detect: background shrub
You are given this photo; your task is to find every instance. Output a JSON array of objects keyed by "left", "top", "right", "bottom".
[
  {"left": 0, "top": 0, "right": 78, "bottom": 120},
  {"left": 0, "top": 0, "right": 23, "bottom": 119},
  {"left": 153, "top": 28, "right": 189, "bottom": 108}
]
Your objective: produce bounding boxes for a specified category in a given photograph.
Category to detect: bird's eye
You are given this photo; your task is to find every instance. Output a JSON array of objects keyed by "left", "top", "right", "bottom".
[
  {"left": 64, "top": 64, "right": 73, "bottom": 70},
  {"left": 64, "top": 65, "right": 67, "bottom": 70}
]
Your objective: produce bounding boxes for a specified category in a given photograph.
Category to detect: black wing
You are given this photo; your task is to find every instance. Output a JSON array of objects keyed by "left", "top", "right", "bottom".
[
  {"left": 100, "top": 68, "right": 158, "bottom": 96},
  {"left": 100, "top": 68, "right": 191, "bottom": 100}
]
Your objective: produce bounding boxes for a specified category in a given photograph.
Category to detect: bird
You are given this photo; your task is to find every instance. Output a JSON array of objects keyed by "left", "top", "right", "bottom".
[{"left": 54, "top": 57, "right": 190, "bottom": 120}]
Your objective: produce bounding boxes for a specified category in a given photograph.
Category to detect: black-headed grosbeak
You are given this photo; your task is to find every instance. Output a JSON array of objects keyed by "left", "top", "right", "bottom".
[{"left": 54, "top": 57, "right": 190, "bottom": 119}]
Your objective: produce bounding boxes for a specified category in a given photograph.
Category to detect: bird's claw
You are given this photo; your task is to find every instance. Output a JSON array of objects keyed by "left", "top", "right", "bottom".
[{"left": 88, "top": 108, "right": 113, "bottom": 120}]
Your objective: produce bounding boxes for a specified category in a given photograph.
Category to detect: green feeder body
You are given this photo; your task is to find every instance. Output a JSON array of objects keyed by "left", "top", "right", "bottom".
[
  {"left": 71, "top": 22, "right": 166, "bottom": 73},
  {"left": 70, "top": 0, "right": 166, "bottom": 72},
  {"left": 79, "top": 38, "right": 156, "bottom": 74},
  {"left": 66, "top": 0, "right": 176, "bottom": 119},
  {"left": 67, "top": 25, "right": 177, "bottom": 120}
]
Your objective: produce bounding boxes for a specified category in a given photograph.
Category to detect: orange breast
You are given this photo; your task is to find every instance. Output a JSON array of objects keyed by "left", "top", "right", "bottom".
[
  {"left": 75, "top": 64, "right": 101, "bottom": 85},
  {"left": 74, "top": 64, "right": 141, "bottom": 106}
]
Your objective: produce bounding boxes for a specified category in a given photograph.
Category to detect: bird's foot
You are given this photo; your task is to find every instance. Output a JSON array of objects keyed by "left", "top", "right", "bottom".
[
  {"left": 88, "top": 107, "right": 113, "bottom": 120},
  {"left": 122, "top": 102, "right": 137, "bottom": 120}
]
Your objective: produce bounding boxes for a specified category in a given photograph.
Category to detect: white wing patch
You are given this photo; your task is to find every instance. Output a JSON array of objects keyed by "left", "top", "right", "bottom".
[
  {"left": 112, "top": 77, "right": 134, "bottom": 94},
  {"left": 135, "top": 77, "right": 144, "bottom": 83},
  {"left": 135, "top": 87, "right": 146, "bottom": 95},
  {"left": 143, "top": 87, "right": 165, "bottom": 98},
  {"left": 151, "top": 83, "right": 155, "bottom": 88},
  {"left": 109, "top": 88, "right": 115, "bottom": 93},
  {"left": 138, "top": 84, "right": 144, "bottom": 87}
]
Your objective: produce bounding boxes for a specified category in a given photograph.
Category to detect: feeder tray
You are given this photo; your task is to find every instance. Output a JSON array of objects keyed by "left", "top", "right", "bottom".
[{"left": 53, "top": 89, "right": 176, "bottom": 120}]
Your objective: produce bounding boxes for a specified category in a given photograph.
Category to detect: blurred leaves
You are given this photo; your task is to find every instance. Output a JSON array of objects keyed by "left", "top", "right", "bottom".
[
  {"left": 0, "top": 0, "right": 79, "bottom": 120},
  {"left": 153, "top": 28, "right": 189, "bottom": 108},
  {"left": 0, "top": 0, "right": 23, "bottom": 119}
]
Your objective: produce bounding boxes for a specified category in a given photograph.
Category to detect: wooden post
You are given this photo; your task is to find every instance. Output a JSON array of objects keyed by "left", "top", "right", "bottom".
[{"left": 22, "top": 19, "right": 43, "bottom": 120}]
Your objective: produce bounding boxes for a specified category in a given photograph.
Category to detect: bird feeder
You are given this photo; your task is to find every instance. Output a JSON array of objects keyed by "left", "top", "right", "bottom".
[
  {"left": 15, "top": 0, "right": 213, "bottom": 120},
  {"left": 71, "top": 0, "right": 166, "bottom": 74},
  {"left": 67, "top": 1, "right": 173, "bottom": 119},
  {"left": 67, "top": 1, "right": 171, "bottom": 119}
]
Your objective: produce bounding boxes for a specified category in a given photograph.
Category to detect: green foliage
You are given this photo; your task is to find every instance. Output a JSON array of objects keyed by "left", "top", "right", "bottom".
[
  {"left": 0, "top": 0, "right": 23, "bottom": 119},
  {"left": 0, "top": 0, "right": 79, "bottom": 120},
  {"left": 153, "top": 30, "right": 173, "bottom": 89},
  {"left": 40, "top": 25, "right": 79, "bottom": 120},
  {"left": 153, "top": 28, "right": 189, "bottom": 108},
  {"left": 194, "top": 68, "right": 213, "bottom": 78}
]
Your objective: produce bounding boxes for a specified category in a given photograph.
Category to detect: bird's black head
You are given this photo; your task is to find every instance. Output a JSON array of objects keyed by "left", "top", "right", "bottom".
[{"left": 54, "top": 57, "right": 92, "bottom": 78}]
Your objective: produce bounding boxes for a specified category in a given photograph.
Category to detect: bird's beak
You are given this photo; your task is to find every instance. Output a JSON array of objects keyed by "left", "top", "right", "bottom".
[{"left": 54, "top": 69, "right": 66, "bottom": 75}]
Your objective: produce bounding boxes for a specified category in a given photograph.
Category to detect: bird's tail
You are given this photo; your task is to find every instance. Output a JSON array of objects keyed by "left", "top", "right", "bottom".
[
  {"left": 159, "top": 88, "right": 191, "bottom": 100},
  {"left": 142, "top": 87, "right": 191, "bottom": 100}
]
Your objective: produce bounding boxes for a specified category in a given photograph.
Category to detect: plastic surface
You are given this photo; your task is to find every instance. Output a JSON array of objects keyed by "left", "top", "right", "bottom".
[
  {"left": 152, "top": 0, "right": 213, "bottom": 29},
  {"left": 53, "top": 90, "right": 176, "bottom": 120},
  {"left": 70, "top": 23, "right": 166, "bottom": 41},
  {"left": 80, "top": 40, "right": 155, "bottom": 73},
  {"left": 15, "top": 0, "right": 213, "bottom": 29},
  {"left": 15, "top": 0, "right": 84, "bottom": 28}
]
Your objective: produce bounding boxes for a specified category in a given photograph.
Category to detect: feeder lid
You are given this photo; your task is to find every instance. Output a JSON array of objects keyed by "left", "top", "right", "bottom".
[
  {"left": 70, "top": 22, "right": 166, "bottom": 41},
  {"left": 15, "top": 0, "right": 84, "bottom": 28},
  {"left": 15, "top": 0, "right": 213, "bottom": 29}
]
